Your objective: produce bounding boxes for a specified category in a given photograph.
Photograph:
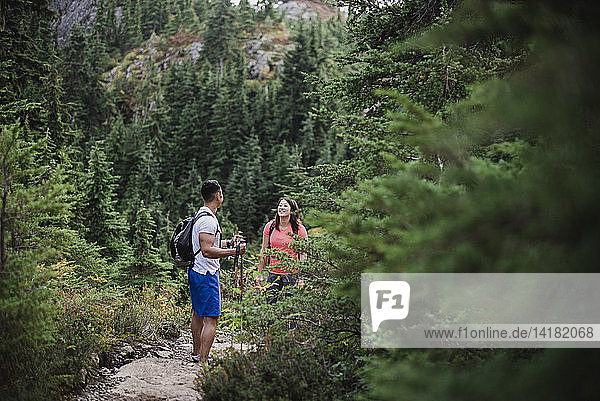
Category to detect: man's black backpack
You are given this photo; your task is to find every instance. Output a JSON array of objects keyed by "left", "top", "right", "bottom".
[{"left": 170, "top": 211, "right": 213, "bottom": 267}]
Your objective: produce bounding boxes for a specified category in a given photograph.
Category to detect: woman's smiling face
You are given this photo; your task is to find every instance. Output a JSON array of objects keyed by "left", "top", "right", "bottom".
[{"left": 277, "top": 199, "right": 291, "bottom": 217}]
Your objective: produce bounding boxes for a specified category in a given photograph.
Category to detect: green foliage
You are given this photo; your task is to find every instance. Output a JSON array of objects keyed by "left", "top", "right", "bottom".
[
  {"left": 0, "top": 262, "right": 57, "bottom": 400},
  {"left": 60, "top": 23, "right": 108, "bottom": 138},
  {"left": 315, "top": 0, "right": 521, "bottom": 181},
  {"left": 203, "top": 0, "right": 239, "bottom": 65},
  {"left": 202, "top": 232, "right": 368, "bottom": 399},
  {"left": 364, "top": 348, "right": 600, "bottom": 401},
  {"left": 107, "top": 284, "right": 188, "bottom": 339},
  {"left": 55, "top": 0, "right": 351, "bottom": 254},
  {"left": 226, "top": 135, "right": 269, "bottom": 241},
  {"left": 305, "top": 0, "right": 600, "bottom": 400},
  {"left": 80, "top": 142, "right": 129, "bottom": 263},
  {"left": 0, "top": 123, "right": 74, "bottom": 400},
  {"left": 48, "top": 261, "right": 189, "bottom": 391},
  {"left": 124, "top": 200, "right": 171, "bottom": 284},
  {"left": 0, "top": 123, "right": 74, "bottom": 270},
  {"left": 202, "top": 337, "right": 358, "bottom": 401},
  {"left": 209, "top": 59, "right": 250, "bottom": 179},
  {"left": 0, "top": 0, "right": 70, "bottom": 147}
]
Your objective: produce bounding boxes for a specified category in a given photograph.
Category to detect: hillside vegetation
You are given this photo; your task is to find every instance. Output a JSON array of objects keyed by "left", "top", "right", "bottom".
[{"left": 1, "top": 0, "right": 598, "bottom": 400}]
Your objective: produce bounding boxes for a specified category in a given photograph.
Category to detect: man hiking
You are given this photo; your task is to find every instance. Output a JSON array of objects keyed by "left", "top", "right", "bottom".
[{"left": 189, "top": 179, "right": 246, "bottom": 363}]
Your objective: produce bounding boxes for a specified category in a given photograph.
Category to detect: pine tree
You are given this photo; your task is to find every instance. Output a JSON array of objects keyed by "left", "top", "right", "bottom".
[
  {"left": 134, "top": 0, "right": 144, "bottom": 43},
  {"left": 0, "top": 0, "right": 69, "bottom": 148},
  {"left": 97, "top": 0, "right": 120, "bottom": 56},
  {"left": 125, "top": 200, "right": 170, "bottom": 284},
  {"left": 309, "top": 1, "right": 600, "bottom": 400},
  {"left": 141, "top": 0, "right": 168, "bottom": 37},
  {"left": 277, "top": 20, "right": 318, "bottom": 143},
  {"left": 60, "top": 24, "right": 107, "bottom": 140},
  {"left": 81, "top": 142, "right": 128, "bottom": 262},
  {"left": 203, "top": 0, "right": 238, "bottom": 75},
  {"left": 158, "top": 61, "right": 213, "bottom": 218},
  {"left": 264, "top": 141, "right": 294, "bottom": 208},
  {"left": 193, "top": 0, "right": 210, "bottom": 25},
  {"left": 94, "top": 0, "right": 111, "bottom": 43},
  {"left": 208, "top": 59, "right": 249, "bottom": 180},
  {"left": 181, "top": 0, "right": 201, "bottom": 31},
  {"left": 225, "top": 135, "right": 268, "bottom": 240},
  {"left": 0, "top": 123, "right": 73, "bottom": 400},
  {"left": 255, "top": 0, "right": 276, "bottom": 23},
  {"left": 238, "top": 0, "right": 256, "bottom": 35},
  {"left": 126, "top": 134, "right": 162, "bottom": 217},
  {"left": 298, "top": 117, "right": 317, "bottom": 165},
  {"left": 165, "top": 0, "right": 183, "bottom": 36}
]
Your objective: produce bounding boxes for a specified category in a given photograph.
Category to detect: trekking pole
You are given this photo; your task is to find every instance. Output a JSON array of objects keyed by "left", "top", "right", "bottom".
[
  {"left": 232, "top": 233, "right": 245, "bottom": 351},
  {"left": 233, "top": 243, "right": 240, "bottom": 300},
  {"left": 238, "top": 249, "right": 244, "bottom": 351}
]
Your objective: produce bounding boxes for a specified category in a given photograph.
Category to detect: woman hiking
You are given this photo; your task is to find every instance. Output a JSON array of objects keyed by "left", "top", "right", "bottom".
[{"left": 257, "top": 197, "right": 308, "bottom": 309}]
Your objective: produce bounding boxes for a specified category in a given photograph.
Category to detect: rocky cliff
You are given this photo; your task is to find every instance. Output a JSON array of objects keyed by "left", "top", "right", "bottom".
[
  {"left": 52, "top": 0, "right": 98, "bottom": 45},
  {"left": 52, "top": 0, "right": 338, "bottom": 46},
  {"left": 277, "top": 0, "right": 339, "bottom": 21}
]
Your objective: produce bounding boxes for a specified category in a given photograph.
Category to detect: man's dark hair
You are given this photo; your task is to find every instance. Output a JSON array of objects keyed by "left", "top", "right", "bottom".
[{"left": 201, "top": 180, "right": 221, "bottom": 202}]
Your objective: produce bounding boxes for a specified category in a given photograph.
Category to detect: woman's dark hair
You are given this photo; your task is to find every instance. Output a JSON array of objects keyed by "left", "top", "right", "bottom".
[
  {"left": 274, "top": 197, "right": 300, "bottom": 233},
  {"left": 201, "top": 180, "right": 221, "bottom": 202}
]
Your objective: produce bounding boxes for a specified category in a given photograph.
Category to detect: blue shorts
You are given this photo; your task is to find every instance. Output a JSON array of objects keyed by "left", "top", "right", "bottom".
[{"left": 189, "top": 269, "right": 221, "bottom": 317}]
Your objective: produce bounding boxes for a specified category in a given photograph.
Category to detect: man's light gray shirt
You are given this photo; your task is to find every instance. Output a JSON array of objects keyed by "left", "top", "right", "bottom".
[{"left": 191, "top": 206, "right": 221, "bottom": 275}]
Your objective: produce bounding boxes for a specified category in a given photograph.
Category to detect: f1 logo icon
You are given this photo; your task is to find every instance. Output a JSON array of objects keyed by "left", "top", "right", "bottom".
[{"left": 369, "top": 281, "right": 410, "bottom": 332}]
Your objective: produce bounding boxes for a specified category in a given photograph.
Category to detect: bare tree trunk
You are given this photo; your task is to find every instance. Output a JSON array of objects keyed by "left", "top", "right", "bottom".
[
  {"left": 442, "top": 45, "right": 450, "bottom": 99},
  {"left": 218, "top": 57, "right": 224, "bottom": 87}
]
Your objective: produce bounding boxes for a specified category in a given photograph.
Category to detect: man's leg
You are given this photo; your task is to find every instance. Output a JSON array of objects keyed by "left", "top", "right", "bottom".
[
  {"left": 191, "top": 310, "right": 204, "bottom": 356},
  {"left": 199, "top": 316, "right": 219, "bottom": 362}
]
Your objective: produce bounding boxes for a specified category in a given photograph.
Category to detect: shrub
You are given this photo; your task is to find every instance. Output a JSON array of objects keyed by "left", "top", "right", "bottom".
[{"left": 201, "top": 337, "right": 356, "bottom": 401}]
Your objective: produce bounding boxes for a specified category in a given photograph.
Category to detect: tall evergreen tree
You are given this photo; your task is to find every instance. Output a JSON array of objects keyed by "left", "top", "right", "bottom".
[
  {"left": 226, "top": 135, "right": 268, "bottom": 240},
  {"left": 0, "top": 123, "right": 73, "bottom": 400},
  {"left": 181, "top": 0, "right": 201, "bottom": 31},
  {"left": 60, "top": 24, "right": 106, "bottom": 140},
  {"left": 309, "top": 1, "right": 600, "bottom": 400},
  {"left": 238, "top": 0, "right": 256, "bottom": 35},
  {"left": 255, "top": 0, "right": 276, "bottom": 22},
  {"left": 158, "top": 61, "right": 214, "bottom": 218},
  {"left": 208, "top": 59, "right": 249, "bottom": 180},
  {"left": 141, "top": 0, "right": 168, "bottom": 37},
  {"left": 124, "top": 200, "right": 170, "bottom": 283},
  {"left": 0, "top": 0, "right": 69, "bottom": 148},
  {"left": 277, "top": 20, "right": 319, "bottom": 143},
  {"left": 193, "top": 0, "right": 210, "bottom": 25},
  {"left": 125, "top": 133, "right": 162, "bottom": 219},
  {"left": 164, "top": 0, "right": 183, "bottom": 36},
  {"left": 106, "top": 113, "right": 137, "bottom": 201},
  {"left": 203, "top": 0, "right": 238, "bottom": 77},
  {"left": 81, "top": 142, "right": 128, "bottom": 262},
  {"left": 94, "top": 0, "right": 119, "bottom": 52}
]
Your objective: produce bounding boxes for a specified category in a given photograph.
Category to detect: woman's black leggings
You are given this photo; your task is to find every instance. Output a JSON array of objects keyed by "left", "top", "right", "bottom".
[{"left": 265, "top": 273, "right": 297, "bottom": 305}]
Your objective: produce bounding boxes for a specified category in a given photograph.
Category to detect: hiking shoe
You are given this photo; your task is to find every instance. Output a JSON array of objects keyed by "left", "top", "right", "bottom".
[{"left": 188, "top": 353, "right": 201, "bottom": 363}]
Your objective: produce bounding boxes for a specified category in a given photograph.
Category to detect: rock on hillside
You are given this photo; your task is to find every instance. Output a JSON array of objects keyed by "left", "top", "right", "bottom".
[
  {"left": 52, "top": 0, "right": 97, "bottom": 45},
  {"left": 52, "top": 0, "right": 338, "bottom": 46},
  {"left": 103, "top": 22, "right": 295, "bottom": 99},
  {"left": 277, "top": 0, "right": 339, "bottom": 21}
]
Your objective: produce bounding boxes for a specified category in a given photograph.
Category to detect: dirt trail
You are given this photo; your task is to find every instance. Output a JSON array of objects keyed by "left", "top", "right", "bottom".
[{"left": 72, "top": 330, "right": 251, "bottom": 401}]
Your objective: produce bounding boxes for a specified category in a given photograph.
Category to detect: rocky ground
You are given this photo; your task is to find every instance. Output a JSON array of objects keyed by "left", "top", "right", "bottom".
[{"left": 71, "top": 330, "right": 251, "bottom": 401}]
